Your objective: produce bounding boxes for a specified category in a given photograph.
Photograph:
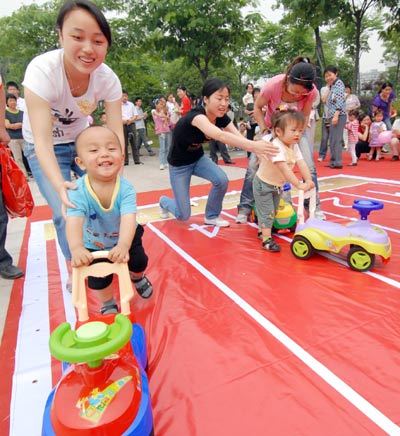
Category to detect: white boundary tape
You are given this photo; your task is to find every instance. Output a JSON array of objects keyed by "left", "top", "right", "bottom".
[{"left": 147, "top": 221, "right": 400, "bottom": 434}]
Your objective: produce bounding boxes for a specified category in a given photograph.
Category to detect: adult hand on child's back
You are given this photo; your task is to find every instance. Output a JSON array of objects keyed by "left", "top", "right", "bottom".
[
  {"left": 252, "top": 140, "right": 279, "bottom": 159},
  {"left": 108, "top": 244, "right": 129, "bottom": 263},
  {"left": 71, "top": 247, "right": 93, "bottom": 268},
  {"left": 59, "top": 180, "right": 78, "bottom": 218}
]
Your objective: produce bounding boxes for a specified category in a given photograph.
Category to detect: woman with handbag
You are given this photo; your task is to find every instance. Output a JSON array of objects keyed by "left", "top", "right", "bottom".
[{"left": 0, "top": 74, "right": 24, "bottom": 280}]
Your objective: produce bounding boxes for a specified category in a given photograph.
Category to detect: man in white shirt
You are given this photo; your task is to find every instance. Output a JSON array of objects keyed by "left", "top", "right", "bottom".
[
  {"left": 133, "top": 98, "right": 155, "bottom": 156},
  {"left": 121, "top": 90, "right": 142, "bottom": 165},
  {"left": 6, "top": 81, "right": 26, "bottom": 112}
]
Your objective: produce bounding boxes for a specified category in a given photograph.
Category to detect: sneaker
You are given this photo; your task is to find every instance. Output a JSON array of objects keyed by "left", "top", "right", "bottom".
[
  {"left": 315, "top": 210, "right": 326, "bottom": 220},
  {"left": 235, "top": 213, "right": 248, "bottom": 224},
  {"left": 0, "top": 264, "right": 24, "bottom": 279},
  {"left": 204, "top": 217, "right": 230, "bottom": 227},
  {"left": 134, "top": 161, "right": 144, "bottom": 165},
  {"left": 100, "top": 303, "right": 119, "bottom": 315},
  {"left": 257, "top": 231, "right": 263, "bottom": 240},
  {"left": 160, "top": 164, "right": 165, "bottom": 170},
  {"left": 381, "top": 148, "right": 389, "bottom": 153},
  {"left": 317, "top": 157, "right": 324, "bottom": 162},
  {"left": 148, "top": 151, "right": 156, "bottom": 156},
  {"left": 348, "top": 163, "right": 357, "bottom": 166},
  {"left": 262, "top": 238, "right": 281, "bottom": 252},
  {"left": 391, "top": 155, "right": 399, "bottom": 161},
  {"left": 133, "top": 275, "right": 153, "bottom": 299},
  {"left": 160, "top": 205, "right": 170, "bottom": 219}
]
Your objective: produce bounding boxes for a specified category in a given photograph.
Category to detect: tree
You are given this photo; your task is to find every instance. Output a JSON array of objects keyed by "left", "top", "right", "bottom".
[
  {"left": 276, "top": 0, "right": 344, "bottom": 76},
  {"left": 379, "top": 28, "right": 400, "bottom": 95},
  {"left": 0, "top": 2, "right": 59, "bottom": 81},
  {"left": 253, "top": 21, "right": 315, "bottom": 77},
  {"left": 136, "top": 0, "right": 260, "bottom": 82}
]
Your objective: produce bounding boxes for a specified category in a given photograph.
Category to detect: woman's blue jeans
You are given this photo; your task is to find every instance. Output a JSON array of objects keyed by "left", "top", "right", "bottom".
[
  {"left": 160, "top": 155, "right": 228, "bottom": 221},
  {"left": 23, "top": 141, "right": 85, "bottom": 260}
]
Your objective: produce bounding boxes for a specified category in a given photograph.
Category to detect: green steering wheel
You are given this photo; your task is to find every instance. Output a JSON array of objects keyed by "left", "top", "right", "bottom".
[{"left": 49, "top": 314, "right": 132, "bottom": 368}]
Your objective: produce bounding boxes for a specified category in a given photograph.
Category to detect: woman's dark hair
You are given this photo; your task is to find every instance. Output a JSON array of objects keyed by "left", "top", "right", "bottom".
[
  {"left": 378, "top": 82, "right": 393, "bottom": 93},
  {"left": 271, "top": 108, "right": 305, "bottom": 131},
  {"left": 323, "top": 65, "right": 339, "bottom": 76},
  {"left": 6, "top": 93, "right": 17, "bottom": 101},
  {"left": 345, "top": 84, "right": 352, "bottom": 91},
  {"left": 6, "top": 81, "right": 19, "bottom": 89},
  {"left": 201, "top": 78, "right": 230, "bottom": 98},
  {"left": 177, "top": 86, "right": 187, "bottom": 92},
  {"left": 56, "top": 0, "right": 112, "bottom": 46},
  {"left": 252, "top": 87, "right": 261, "bottom": 97},
  {"left": 358, "top": 112, "right": 371, "bottom": 123},
  {"left": 246, "top": 83, "right": 254, "bottom": 91},
  {"left": 286, "top": 56, "right": 315, "bottom": 91}
]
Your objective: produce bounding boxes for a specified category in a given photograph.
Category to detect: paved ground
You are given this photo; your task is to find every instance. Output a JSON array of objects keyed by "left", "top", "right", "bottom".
[{"left": 0, "top": 149, "right": 247, "bottom": 341}]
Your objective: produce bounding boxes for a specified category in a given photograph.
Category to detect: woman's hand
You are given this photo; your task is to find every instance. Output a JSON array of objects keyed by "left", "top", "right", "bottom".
[
  {"left": 332, "top": 115, "right": 339, "bottom": 126},
  {"left": 0, "top": 127, "right": 10, "bottom": 144},
  {"left": 58, "top": 180, "right": 77, "bottom": 218},
  {"left": 252, "top": 140, "right": 279, "bottom": 159}
]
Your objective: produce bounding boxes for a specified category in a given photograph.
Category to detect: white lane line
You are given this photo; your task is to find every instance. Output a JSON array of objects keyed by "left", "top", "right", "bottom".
[
  {"left": 10, "top": 221, "right": 53, "bottom": 436},
  {"left": 367, "top": 190, "right": 400, "bottom": 198},
  {"left": 222, "top": 211, "right": 400, "bottom": 290},
  {"left": 320, "top": 174, "right": 400, "bottom": 185},
  {"left": 147, "top": 222, "right": 400, "bottom": 435},
  {"left": 326, "top": 190, "right": 400, "bottom": 206},
  {"left": 55, "top": 235, "right": 76, "bottom": 327}
]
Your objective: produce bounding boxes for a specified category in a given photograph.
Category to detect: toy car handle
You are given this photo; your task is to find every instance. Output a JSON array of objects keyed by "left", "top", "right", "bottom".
[
  {"left": 297, "top": 188, "right": 317, "bottom": 225},
  {"left": 49, "top": 314, "right": 132, "bottom": 368},
  {"left": 72, "top": 250, "right": 134, "bottom": 322}
]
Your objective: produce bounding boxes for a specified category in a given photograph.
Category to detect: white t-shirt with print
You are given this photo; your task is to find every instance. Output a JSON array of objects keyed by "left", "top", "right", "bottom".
[
  {"left": 22, "top": 49, "right": 122, "bottom": 144},
  {"left": 256, "top": 136, "right": 303, "bottom": 187}
]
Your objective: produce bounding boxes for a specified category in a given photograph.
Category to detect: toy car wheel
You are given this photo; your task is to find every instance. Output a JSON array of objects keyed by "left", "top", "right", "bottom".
[
  {"left": 291, "top": 236, "right": 314, "bottom": 260},
  {"left": 347, "top": 246, "right": 375, "bottom": 272}
]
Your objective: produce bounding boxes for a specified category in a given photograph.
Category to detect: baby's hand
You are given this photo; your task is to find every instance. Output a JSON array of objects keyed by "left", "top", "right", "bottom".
[
  {"left": 71, "top": 247, "right": 93, "bottom": 267},
  {"left": 108, "top": 244, "right": 129, "bottom": 263}
]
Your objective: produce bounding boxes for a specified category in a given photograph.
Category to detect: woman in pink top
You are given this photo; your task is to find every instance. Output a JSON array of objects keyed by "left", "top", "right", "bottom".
[
  {"left": 236, "top": 57, "right": 325, "bottom": 223},
  {"left": 152, "top": 98, "right": 172, "bottom": 170}
]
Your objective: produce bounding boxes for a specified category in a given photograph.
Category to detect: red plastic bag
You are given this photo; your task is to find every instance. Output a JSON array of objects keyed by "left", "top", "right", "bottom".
[{"left": 0, "top": 143, "right": 34, "bottom": 218}]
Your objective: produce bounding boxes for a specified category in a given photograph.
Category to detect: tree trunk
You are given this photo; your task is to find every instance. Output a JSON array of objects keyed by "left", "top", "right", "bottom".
[
  {"left": 353, "top": 20, "right": 362, "bottom": 94},
  {"left": 314, "top": 26, "right": 325, "bottom": 86}
]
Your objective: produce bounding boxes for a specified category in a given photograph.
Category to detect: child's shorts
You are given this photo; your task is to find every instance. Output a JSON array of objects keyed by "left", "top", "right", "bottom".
[
  {"left": 252, "top": 175, "right": 281, "bottom": 229},
  {"left": 87, "top": 224, "right": 148, "bottom": 290}
]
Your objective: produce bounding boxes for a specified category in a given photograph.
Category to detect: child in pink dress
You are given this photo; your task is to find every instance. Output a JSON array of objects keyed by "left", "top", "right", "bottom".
[
  {"left": 368, "top": 109, "right": 386, "bottom": 161},
  {"left": 152, "top": 99, "right": 172, "bottom": 170}
]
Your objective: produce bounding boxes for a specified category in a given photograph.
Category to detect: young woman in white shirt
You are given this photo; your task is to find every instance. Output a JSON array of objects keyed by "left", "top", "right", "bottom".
[{"left": 23, "top": 0, "right": 123, "bottom": 264}]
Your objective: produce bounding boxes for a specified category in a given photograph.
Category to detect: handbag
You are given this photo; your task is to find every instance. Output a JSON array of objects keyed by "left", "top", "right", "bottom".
[{"left": 0, "top": 143, "right": 34, "bottom": 218}]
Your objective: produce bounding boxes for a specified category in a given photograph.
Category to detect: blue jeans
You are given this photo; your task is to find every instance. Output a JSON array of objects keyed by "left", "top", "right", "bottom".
[
  {"left": 160, "top": 155, "right": 228, "bottom": 220},
  {"left": 158, "top": 132, "right": 172, "bottom": 166},
  {"left": 237, "top": 153, "right": 257, "bottom": 214},
  {"left": 0, "top": 171, "right": 12, "bottom": 269},
  {"left": 23, "top": 141, "right": 85, "bottom": 260}
]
